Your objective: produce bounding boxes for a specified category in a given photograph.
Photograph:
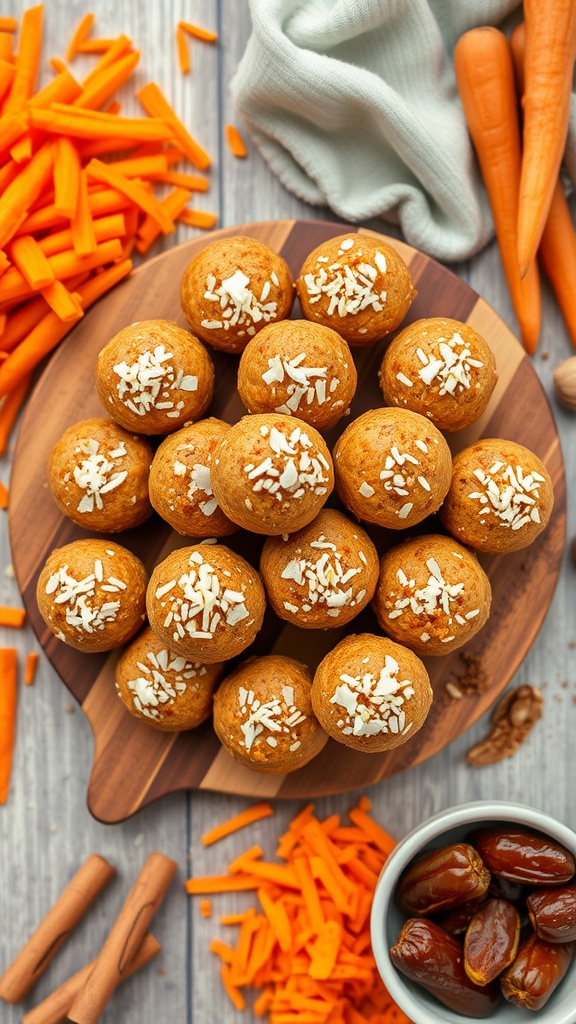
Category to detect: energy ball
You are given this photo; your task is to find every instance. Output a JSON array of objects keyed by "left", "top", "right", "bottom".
[
  {"left": 48, "top": 417, "right": 153, "bottom": 533},
  {"left": 237, "top": 319, "right": 357, "bottom": 430},
  {"left": 213, "top": 655, "right": 327, "bottom": 773},
  {"left": 373, "top": 534, "right": 492, "bottom": 656},
  {"left": 211, "top": 414, "right": 334, "bottom": 536},
  {"left": 440, "top": 439, "right": 554, "bottom": 554},
  {"left": 149, "top": 419, "right": 237, "bottom": 538},
  {"left": 36, "top": 539, "right": 147, "bottom": 653},
  {"left": 260, "top": 509, "right": 379, "bottom": 629},
  {"left": 334, "top": 408, "right": 452, "bottom": 529},
  {"left": 311, "top": 633, "right": 432, "bottom": 752},
  {"left": 115, "top": 626, "right": 223, "bottom": 732},
  {"left": 96, "top": 319, "right": 214, "bottom": 434},
  {"left": 379, "top": 317, "right": 498, "bottom": 432},
  {"left": 180, "top": 236, "right": 294, "bottom": 354},
  {"left": 147, "top": 544, "right": 265, "bottom": 663},
  {"left": 296, "top": 233, "right": 414, "bottom": 346}
]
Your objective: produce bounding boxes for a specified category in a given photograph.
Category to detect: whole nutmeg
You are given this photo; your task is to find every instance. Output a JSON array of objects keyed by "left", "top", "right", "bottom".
[{"left": 553, "top": 356, "right": 576, "bottom": 410}]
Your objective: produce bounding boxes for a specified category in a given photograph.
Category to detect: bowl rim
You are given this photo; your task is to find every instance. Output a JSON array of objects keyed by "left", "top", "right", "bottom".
[{"left": 370, "top": 799, "right": 576, "bottom": 1024}]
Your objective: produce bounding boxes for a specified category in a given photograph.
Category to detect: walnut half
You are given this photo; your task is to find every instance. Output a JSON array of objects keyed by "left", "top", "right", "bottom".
[{"left": 466, "top": 686, "right": 543, "bottom": 766}]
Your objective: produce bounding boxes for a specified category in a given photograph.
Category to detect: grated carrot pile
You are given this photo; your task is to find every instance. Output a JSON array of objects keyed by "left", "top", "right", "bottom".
[
  {"left": 0, "top": 6, "right": 217, "bottom": 449},
  {"left": 186, "top": 800, "right": 410, "bottom": 1023}
]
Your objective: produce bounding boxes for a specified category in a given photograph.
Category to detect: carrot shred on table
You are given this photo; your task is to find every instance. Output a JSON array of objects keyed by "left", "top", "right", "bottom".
[
  {"left": 49, "top": 57, "right": 66, "bottom": 74},
  {"left": 178, "top": 21, "right": 218, "bottom": 44},
  {"left": 0, "top": 648, "right": 17, "bottom": 804},
  {"left": 220, "top": 964, "right": 246, "bottom": 1010},
  {"left": 75, "top": 50, "right": 140, "bottom": 110},
  {"left": 40, "top": 279, "right": 82, "bottom": 322},
  {"left": 135, "top": 187, "right": 191, "bottom": 255},
  {"left": 10, "top": 235, "right": 55, "bottom": 289},
  {"left": 53, "top": 135, "right": 81, "bottom": 219},
  {"left": 138, "top": 81, "right": 211, "bottom": 169},
  {"left": 3, "top": 4, "right": 43, "bottom": 113},
  {"left": 81, "top": 33, "right": 133, "bottom": 84},
  {"left": 200, "top": 898, "right": 212, "bottom": 919},
  {"left": 66, "top": 13, "right": 95, "bottom": 62},
  {"left": 0, "top": 481, "right": 7, "bottom": 507},
  {"left": 0, "top": 18, "right": 17, "bottom": 33},
  {"left": 176, "top": 28, "right": 190, "bottom": 75},
  {"left": 24, "top": 651, "right": 38, "bottom": 685},
  {"left": 202, "top": 802, "right": 274, "bottom": 846},
  {"left": 77, "top": 38, "right": 115, "bottom": 55},
  {"left": 71, "top": 168, "right": 97, "bottom": 256},
  {"left": 225, "top": 123, "right": 248, "bottom": 158},
  {"left": 0, "top": 607, "right": 26, "bottom": 627},
  {"left": 177, "top": 209, "right": 218, "bottom": 230}
]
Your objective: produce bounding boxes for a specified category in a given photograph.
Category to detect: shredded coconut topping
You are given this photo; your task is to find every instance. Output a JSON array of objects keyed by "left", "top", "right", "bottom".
[
  {"left": 280, "top": 533, "right": 366, "bottom": 618},
  {"left": 261, "top": 352, "right": 337, "bottom": 415},
  {"left": 155, "top": 551, "right": 250, "bottom": 644},
  {"left": 358, "top": 444, "right": 431, "bottom": 518},
  {"left": 303, "top": 241, "right": 388, "bottom": 318},
  {"left": 201, "top": 269, "right": 279, "bottom": 335},
  {"left": 45, "top": 561, "right": 127, "bottom": 633},
  {"left": 387, "top": 559, "right": 477, "bottom": 640},
  {"left": 124, "top": 647, "right": 205, "bottom": 721},
  {"left": 399, "top": 331, "right": 484, "bottom": 395},
  {"left": 468, "top": 461, "right": 545, "bottom": 530},
  {"left": 237, "top": 685, "right": 306, "bottom": 753},
  {"left": 243, "top": 424, "right": 331, "bottom": 503},
  {"left": 172, "top": 457, "right": 219, "bottom": 517},
  {"left": 113, "top": 344, "right": 197, "bottom": 419},
  {"left": 330, "top": 656, "right": 415, "bottom": 737},
  {"left": 72, "top": 437, "right": 128, "bottom": 514}
]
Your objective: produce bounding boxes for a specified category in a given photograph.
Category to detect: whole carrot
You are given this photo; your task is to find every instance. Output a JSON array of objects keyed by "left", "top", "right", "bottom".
[
  {"left": 516, "top": 0, "right": 576, "bottom": 276},
  {"left": 454, "top": 27, "right": 541, "bottom": 353}
]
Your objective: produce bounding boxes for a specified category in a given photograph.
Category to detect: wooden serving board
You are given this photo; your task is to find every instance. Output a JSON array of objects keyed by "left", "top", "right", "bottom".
[{"left": 9, "top": 220, "right": 565, "bottom": 823}]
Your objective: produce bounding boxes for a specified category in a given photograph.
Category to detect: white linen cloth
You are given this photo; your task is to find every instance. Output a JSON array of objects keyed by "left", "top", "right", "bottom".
[{"left": 231, "top": 0, "right": 574, "bottom": 262}]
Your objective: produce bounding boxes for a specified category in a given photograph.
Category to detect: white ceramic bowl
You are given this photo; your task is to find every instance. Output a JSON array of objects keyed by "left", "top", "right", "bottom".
[{"left": 370, "top": 800, "right": 576, "bottom": 1024}]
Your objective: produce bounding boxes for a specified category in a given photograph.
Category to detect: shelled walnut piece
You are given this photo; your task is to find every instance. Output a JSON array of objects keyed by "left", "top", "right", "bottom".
[{"left": 466, "top": 685, "right": 544, "bottom": 766}]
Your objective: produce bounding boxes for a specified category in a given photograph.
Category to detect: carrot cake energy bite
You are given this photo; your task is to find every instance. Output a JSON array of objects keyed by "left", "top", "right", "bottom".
[
  {"left": 440, "top": 439, "right": 554, "bottom": 553},
  {"left": 210, "top": 414, "right": 334, "bottom": 536},
  {"left": 115, "top": 626, "right": 223, "bottom": 732},
  {"left": 213, "top": 655, "right": 327, "bottom": 773},
  {"left": 147, "top": 544, "right": 265, "bottom": 663},
  {"left": 373, "top": 534, "right": 492, "bottom": 656},
  {"left": 379, "top": 317, "right": 498, "bottom": 432},
  {"left": 334, "top": 408, "right": 452, "bottom": 529},
  {"left": 296, "top": 234, "right": 414, "bottom": 346},
  {"left": 260, "top": 509, "right": 379, "bottom": 629},
  {"left": 180, "top": 236, "right": 294, "bottom": 354},
  {"left": 311, "top": 634, "right": 432, "bottom": 752},
  {"left": 237, "top": 319, "right": 357, "bottom": 430},
  {"left": 48, "top": 418, "right": 153, "bottom": 533},
  {"left": 37, "top": 539, "right": 147, "bottom": 653},
  {"left": 96, "top": 319, "right": 214, "bottom": 434}
]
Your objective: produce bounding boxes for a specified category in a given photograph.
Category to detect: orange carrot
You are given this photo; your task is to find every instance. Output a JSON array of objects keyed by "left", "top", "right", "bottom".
[
  {"left": 18, "top": 187, "right": 131, "bottom": 234},
  {"left": 24, "top": 652, "right": 38, "bottom": 686},
  {"left": 0, "top": 19, "right": 17, "bottom": 33},
  {"left": 0, "top": 373, "right": 32, "bottom": 451},
  {"left": 0, "top": 32, "right": 14, "bottom": 62},
  {"left": 0, "top": 140, "right": 55, "bottom": 249},
  {"left": 0, "top": 648, "right": 17, "bottom": 803},
  {"left": 138, "top": 81, "right": 211, "bottom": 170},
  {"left": 107, "top": 154, "right": 169, "bottom": 179},
  {"left": 0, "top": 607, "right": 26, "bottom": 627},
  {"left": 86, "top": 159, "right": 174, "bottom": 233},
  {"left": 225, "top": 124, "right": 248, "bottom": 159},
  {"left": 104, "top": 100, "right": 121, "bottom": 115},
  {"left": 0, "top": 112, "right": 29, "bottom": 152},
  {"left": 0, "top": 62, "right": 15, "bottom": 104},
  {"left": 209, "top": 938, "right": 236, "bottom": 964},
  {"left": 75, "top": 50, "right": 140, "bottom": 110},
  {"left": 517, "top": 0, "right": 576, "bottom": 275},
  {"left": 185, "top": 874, "right": 263, "bottom": 895},
  {"left": 0, "top": 481, "right": 7, "bottom": 508},
  {"left": 10, "top": 234, "right": 55, "bottom": 289},
  {"left": 0, "top": 238, "right": 123, "bottom": 305},
  {"left": 81, "top": 34, "right": 133, "bottom": 85},
  {"left": 0, "top": 306, "right": 81, "bottom": 396},
  {"left": 202, "top": 802, "right": 274, "bottom": 846},
  {"left": 40, "top": 279, "right": 82, "bottom": 321},
  {"left": 29, "top": 69, "right": 82, "bottom": 109},
  {"left": 135, "top": 188, "right": 192, "bottom": 255},
  {"left": 77, "top": 39, "right": 116, "bottom": 54},
  {"left": 454, "top": 27, "right": 541, "bottom": 353},
  {"left": 200, "top": 899, "right": 212, "bottom": 919},
  {"left": 66, "top": 13, "right": 95, "bottom": 62},
  {"left": 177, "top": 209, "right": 218, "bottom": 230},
  {"left": 41, "top": 212, "right": 124, "bottom": 257},
  {"left": 220, "top": 964, "right": 246, "bottom": 1011},
  {"left": 53, "top": 136, "right": 81, "bottom": 219},
  {"left": 178, "top": 21, "right": 218, "bottom": 43},
  {"left": 28, "top": 106, "right": 173, "bottom": 142},
  {"left": 309, "top": 920, "right": 342, "bottom": 980},
  {"left": 3, "top": 5, "right": 43, "bottom": 113},
  {"left": 71, "top": 169, "right": 97, "bottom": 255},
  {"left": 176, "top": 28, "right": 190, "bottom": 75},
  {"left": 347, "top": 808, "right": 396, "bottom": 856},
  {"left": 149, "top": 170, "right": 209, "bottom": 191},
  {"left": 49, "top": 57, "right": 66, "bottom": 74}
]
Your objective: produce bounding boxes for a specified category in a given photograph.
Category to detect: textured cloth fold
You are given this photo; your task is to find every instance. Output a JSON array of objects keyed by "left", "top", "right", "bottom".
[{"left": 231, "top": 0, "right": 572, "bottom": 261}]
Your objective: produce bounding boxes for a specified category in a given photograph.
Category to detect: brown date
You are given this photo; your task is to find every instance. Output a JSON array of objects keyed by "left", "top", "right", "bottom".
[
  {"left": 390, "top": 917, "right": 500, "bottom": 1017},
  {"left": 472, "top": 828, "right": 575, "bottom": 886},
  {"left": 527, "top": 886, "right": 576, "bottom": 943},
  {"left": 464, "top": 899, "right": 521, "bottom": 985},
  {"left": 500, "top": 932, "right": 575, "bottom": 1010},
  {"left": 397, "top": 843, "right": 491, "bottom": 916}
]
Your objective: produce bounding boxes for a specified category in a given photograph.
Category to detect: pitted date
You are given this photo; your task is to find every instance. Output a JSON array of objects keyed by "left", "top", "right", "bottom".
[
  {"left": 390, "top": 917, "right": 500, "bottom": 1017},
  {"left": 500, "top": 933, "right": 575, "bottom": 1010},
  {"left": 527, "top": 886, "right": 576, "bottom": 943},
  {"left": 464, "top": 899, "right": 520, "bottom": 986},
  {"left": 472, "top": 828, "right": 575, "bottom": 886},
  {"left": 397, "top": 843, "right": 491, "bottom": 916}
]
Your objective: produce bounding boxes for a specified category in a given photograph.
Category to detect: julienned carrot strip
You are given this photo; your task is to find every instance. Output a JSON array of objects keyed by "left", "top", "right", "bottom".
[
  {"left": 309, "top": 920, "right": 343, "bottom": 981},
  {"left": 0, "top": 481, "right": 7, "bottom": 508},
  {"left": 0, "top": 33, "right": 14, "bottom": 62},
  {"left": 49, "top": 57, "right": 66, "bottom": 74},
  {"left": 209, "top": 939, "right": 235, "bottom": 964},
  {"left": 107, "top": 154, "right": 169, "bottom": 179},
  {"left": 0, "top": 161, "right": 18, "bottom": 194},
  {"left": 225, "top": 124, "right": 248, "bottom": 158},
  {"left": 17, "top": 188, "right": 131, "bottom": 234},
  {"left": 178, "top": 21, "right": 218, "bottom": 43},
  {"left": 454, "top": 27, "right": 541, "bottom": 353},
  {"left": 0, "top": 112, "right": 29, "bottom": 152},
  {"left": 10, "top": 235, "right": 54, "bottom": 288},
  {"left": 0, "top": 300, "right": 46, "bottom": 353},
  {"left": 0, "top": 238, "right": 124, "bottom": 304},
  {"left": 258, "top": 889, "right": 292, "bottom": 954},
  {"left": 24, "top": 652, "right": 38, "bottom": 686},
  {"left": 517, "top": 0, "right": 576, "bottom": 275},
  {"left": 358, "top": 795, "right": 372, "bottom": 813},
  {"left": 104, "top": 100, "right": 121, "bottom": 115},
  {"left": 138, "top": 82, "right": 211, "bottom": 170},
  {"left": 75, "top": 50, "right": 140, "bottom": 110},
  {"left": 86, "top": 159, "right": 174, "bottom": 233},
  {"left": 29, "top": 68, "right": 82, "bottom": 108},
  {"left": 227, "top": 846, "right": 264, "bottom": 874},
  {"left": 3, "top": 5, "right": 43, "bottom": 113},
  {"left": 74, "top": 257, "right": 132, "bottom": 308},
  {"left": 9, "top": 134, "right": 32, "bottom": 164},
  {"left": 185, "top": 875, "right": 262, "bottom": 894},
  {"left": 77, "top": 137, "right": 144, "bottom": 158},
  {"left": 0, "top": 307, "right": 81, "bottom": 397},
  {"left": 71, "top": 169, "right": 97, "bottom": 256},
  {"left": 0, "top": 607, "right": 26, "bottom": 627},
  {"left": 0, "top": 19, "right": 17, "bottom": 32},
  {"left": 77, "top": 39, "right": 116, "bottom": 54},
  {"left": 0, "top": 251, "right": 9, "bottom": 276},
  {"left": 199, "top": 899, "right": 212, "bottom": 919},
  {"left": 0, "top": 648, "right": 17, "bottom": 804},
  {"left": 231, "top": 859, "right": 300, "bottom": 890},
  {"left": 81, "top": 34, "right": 133, "bottom": 85},
  {"left": 66, "top": 13, "right": 95, "bottom": 62},
  {"left": 220, "top": 964, "right": 246, "bottom": 1011},
  {"left": 202, "top": 802, "right": 274, "bottom": 846},
  {"left": 41, "top": 213, "right": 125, "bottom": 257},
  {"left": 149, "top": 170, "right": 209, "bottom": 191},
  {"left": 40, "top": 279, "right": 82, "bottom": 321},
  {"left": 177, "top": 209, "right": 218, "bottom": 230},
  {"left": 0, "top": 141, "right": 54, "bottom": 249},
  {"left": 230, "top": 907, "right": 259, "bottom": 983},
  {"left": 135, "top": 187, "right": 191, "bottom": 254},
  {"left": 0, "top": 61, "right": 15, "bottom": 104},
  {"left": 28, "top": 107, "right": 174, "bottom": 142},
  {"left": 176, "top": 29, "right": 190, "bottom": 75},
  {"left": 348, "top": 807, "right": 395, "bottom": 856}
]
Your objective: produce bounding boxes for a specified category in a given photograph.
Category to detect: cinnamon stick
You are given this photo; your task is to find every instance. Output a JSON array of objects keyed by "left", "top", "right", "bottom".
[
  {"left": 22, "top": 932, "right": 160, "bottom": 1024},
  {"left": 66, "top": 852, "right": 176, "bottom": 1024},
  {"left": 0, "top": 854, "right": 115, "bottom": 1004}
]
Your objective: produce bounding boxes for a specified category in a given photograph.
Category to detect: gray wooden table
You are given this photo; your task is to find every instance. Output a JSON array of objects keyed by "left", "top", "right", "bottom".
[{"left": 1, "top": 3, "right": 575, "bottom": 1022}]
